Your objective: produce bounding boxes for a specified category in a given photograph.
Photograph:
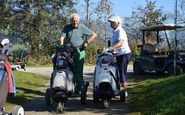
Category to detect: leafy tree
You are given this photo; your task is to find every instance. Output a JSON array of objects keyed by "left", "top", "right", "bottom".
[
  {"left": 124, "top": 0, "right": 166, "bottom": 41},
  {"left": 0, "top": 0, "right": 78, "bottom": 65},
  {"left": 123, "top": 0, "right": 166, "bottom": 58},
  {"left": 179, "top": 0, "right": 185, "bottom": 23},
  {"left": 94, "top": 0, "right": 113, "bottom": 45},
  {"left": 0, "top": 0, "right": 76, "bottom": 53}
]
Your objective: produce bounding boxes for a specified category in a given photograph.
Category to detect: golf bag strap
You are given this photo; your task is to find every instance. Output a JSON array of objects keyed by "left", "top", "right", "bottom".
[
  {"left": 4, "top": 60, "right": 13, "bottom": 94},
  {"left": 62, "top": 52, "right": 75, "bottom": 70}
]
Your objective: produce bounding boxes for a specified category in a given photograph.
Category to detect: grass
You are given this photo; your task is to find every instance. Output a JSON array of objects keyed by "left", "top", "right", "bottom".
[
  {"left": 128, "top": 73, "right": 185, "bottom": 115},
  {"left": 3, "top": 66, "right": 185, "bottom": 114},
  {"left": 4, "top": 71, "right": 49, "bottom": 112}
]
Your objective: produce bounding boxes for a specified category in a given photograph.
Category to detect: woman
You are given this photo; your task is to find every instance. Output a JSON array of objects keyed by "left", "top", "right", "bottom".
[{"left": 108, "top": 16, "right": 131, "bottom": 97}]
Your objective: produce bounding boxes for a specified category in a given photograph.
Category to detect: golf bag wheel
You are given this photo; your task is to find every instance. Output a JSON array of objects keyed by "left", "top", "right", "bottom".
[
  {"left": 103, "top": 99, "right": 110, "bottom": 109},
  {"left": 45, "top": 88, "right": 52, "bottom": 105},
  {"left": 120, "top": 90, "right": 126, "bottom": 102},
  {"left": 12, "top": 105, "right": 24, "bottom": 115},
  {"left": 81, "top": 87, "right": 87, "bottom": 105},
  {"left": 93, "top": 89, "right": 99, "bottom": 103},
  {"left": 56, "top": 102, "right": 64, "bottom": 113}
]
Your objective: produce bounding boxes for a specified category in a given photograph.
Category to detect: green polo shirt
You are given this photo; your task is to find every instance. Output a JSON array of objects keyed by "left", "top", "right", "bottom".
[{"left": 61, "top": 24, "right": 93, "bottom": 48}]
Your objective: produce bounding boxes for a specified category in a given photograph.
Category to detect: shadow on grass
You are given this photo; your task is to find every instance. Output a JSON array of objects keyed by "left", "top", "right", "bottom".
[
  {"left": 128, "top": 71, "right": 170, "bottom": 81},
  {"left": 17, "top": 71, "right": 131, "bottom": 114},
  {"left": 16, "top": 87, "right": 45, "bottom": 96},
  {"left": 64, "top": 96, "right": 130, "bottom": 115},
  {"left": 6, "top": 86, "right": 45, "bottom": 105},
  {"left": 21, "top": 93, "right": 130, "bottom": 114}
]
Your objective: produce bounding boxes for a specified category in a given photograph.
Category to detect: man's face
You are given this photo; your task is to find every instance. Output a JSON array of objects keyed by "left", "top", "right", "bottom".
[
  {"left": 71, "top": 16, "right": 80, "bottom": 28},
  {"left": 110, "top": 21, "right": 119, "bottom": 30}
]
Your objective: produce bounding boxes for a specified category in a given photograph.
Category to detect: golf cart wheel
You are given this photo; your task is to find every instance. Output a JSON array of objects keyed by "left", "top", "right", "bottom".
[
  {"left": 133, "top": 62, "right": 144, "bottom": 75},
  {"left": 46, "top": 88, "right": 52, "bottom": 105},
  {"left": 120, "top": 90, "right": 126, "bottom": 102},
  {"left": 103, "top": 99, "right": 110, "bottom": 109},
  {"left": 93, "top": 89, "right": 99, "bottom": 103},
  {"left": 80, "top": 87, "right": 87, "bottom": 105},
  {"left": 12, "top": 105, "right": 24, "bottom": 115},
  {"left": 167, "top": 64, "right": 182, "bottom": 75},
  {"left": 56, "top": 102, "right": 64, "bottom": 113}
]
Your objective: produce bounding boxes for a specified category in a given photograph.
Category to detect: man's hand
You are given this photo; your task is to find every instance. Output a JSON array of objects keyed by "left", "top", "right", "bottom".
[
  {"left": 84, "top": 42, "right": 88, "bottom": 47},
  {"left": 60, "top": 36, "right": 64, "bottom": 45},
  {"left": 83, "top": 42, "right": 88, "bottom": 50}
]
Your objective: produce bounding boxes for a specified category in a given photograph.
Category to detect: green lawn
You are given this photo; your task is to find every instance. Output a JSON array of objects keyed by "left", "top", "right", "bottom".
[
  {"left": 128, "top": 73, "right": 185, "bottom": 115},
  {"left": 4, "top": 71, "right": 49, "bottom": 111},
  {"left": 3, "top": 68, "right": 185, "bottom": 114}
]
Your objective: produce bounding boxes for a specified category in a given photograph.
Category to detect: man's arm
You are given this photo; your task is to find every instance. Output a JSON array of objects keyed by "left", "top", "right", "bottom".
[
  {"left": 60, "top": 36, "right": 65, "bottom": 45},
  {"left": 87, "top": 32, "right": 97, "bottom": 43},
  {"left": 84, "top": 32, "right": 97, "bottom": 47}
]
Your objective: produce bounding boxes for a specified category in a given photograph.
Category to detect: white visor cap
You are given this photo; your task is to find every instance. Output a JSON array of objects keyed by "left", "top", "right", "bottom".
[{"left": 108, "top": 16, "right": 122, "bottom": 24}]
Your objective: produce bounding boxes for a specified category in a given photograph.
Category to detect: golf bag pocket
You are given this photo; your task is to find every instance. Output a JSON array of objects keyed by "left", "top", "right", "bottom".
[
  {"left": 51, "top": 69, "right": 74, "bottom": 93},
  {"left": 55, "top": 55, "right": 68, "bottom": 70},
  {"left": 52, "top": 71, "right": 67, "bottom": 91}
]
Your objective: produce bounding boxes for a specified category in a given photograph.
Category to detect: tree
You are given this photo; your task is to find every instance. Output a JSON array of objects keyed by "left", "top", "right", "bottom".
[
  {"left": 84, "top": 0, "right": 90, "bottom": 27},
  {"left": 123, "top": 0, "right": 166, "bottom": 58},
  {"left": 95, "top": 0, "right": 113, "bottom": 43},
  {"left": 0, "top": 0, "right": 76, "bottom": 55},
  {"left": 179, "top": 0, "right": 185, "bottom": 23},
  {"left": 0, "top": 0, "right": 79, "bottom": 65},
  {"left": 124, "top": 0, "right": 166, "bottom": 41}
]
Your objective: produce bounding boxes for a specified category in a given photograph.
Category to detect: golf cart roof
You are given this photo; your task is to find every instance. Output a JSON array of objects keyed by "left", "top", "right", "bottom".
[{"left": 140, "top": 24, "right": 185, "bottom": 31}]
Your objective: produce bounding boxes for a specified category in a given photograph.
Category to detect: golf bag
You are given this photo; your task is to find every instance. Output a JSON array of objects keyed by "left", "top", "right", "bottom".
[
  {"left": 46, "top": 45, "right": 75, "bottom": 112},
  {"left": 93, "top": 49, "right": 125, "bottom": 108}
]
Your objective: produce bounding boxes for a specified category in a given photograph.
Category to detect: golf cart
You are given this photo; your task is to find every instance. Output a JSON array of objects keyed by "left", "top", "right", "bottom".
[{"left": 133, "top": 24, "right": 185, "bottom": 75}]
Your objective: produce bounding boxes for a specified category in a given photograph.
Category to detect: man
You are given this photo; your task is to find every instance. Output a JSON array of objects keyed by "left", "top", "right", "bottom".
[
  {"left": 60, "top": 13, "right": 97, "bottom": 94},
  {"left": 108, "top": 16, "right": 131, "bottom": 97}
]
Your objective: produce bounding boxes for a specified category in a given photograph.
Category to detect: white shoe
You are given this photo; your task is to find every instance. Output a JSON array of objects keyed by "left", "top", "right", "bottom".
[{"left": 125, "top": 91, "right": 128, "bottom": 98}]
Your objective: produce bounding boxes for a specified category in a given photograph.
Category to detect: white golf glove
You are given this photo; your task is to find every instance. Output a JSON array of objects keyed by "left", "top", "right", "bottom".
[
  {"left": 103, "top": 47, "right": 113, "bottom": 52},
  {"left": 103, "top": 48, "right": 109, "bottom": 52}
]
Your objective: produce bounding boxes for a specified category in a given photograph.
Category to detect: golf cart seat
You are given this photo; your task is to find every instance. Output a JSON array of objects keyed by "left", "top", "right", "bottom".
[
  {"left": 153, "top": 43, "right": 167, "bottom": 57},
  {"left": 142, "top": 43, "right": 167, "bottom": 57},
  {"left": 142, "top": 44, "right": 156, "bottom": 54}
]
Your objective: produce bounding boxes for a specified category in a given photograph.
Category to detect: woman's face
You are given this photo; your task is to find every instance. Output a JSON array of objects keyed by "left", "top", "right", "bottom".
[{"left": 110, "top": 21, "right": 119, "bottom": 30}]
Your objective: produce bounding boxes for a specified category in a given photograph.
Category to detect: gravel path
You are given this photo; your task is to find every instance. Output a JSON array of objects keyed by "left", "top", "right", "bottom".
[{"left": 19, "top": 65, "right": 134, "bottom": 115}]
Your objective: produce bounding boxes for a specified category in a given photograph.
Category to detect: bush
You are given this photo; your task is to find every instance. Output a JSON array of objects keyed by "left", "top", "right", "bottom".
[{"left": 85, "top": 44, "right": 104, "bottom": 65}]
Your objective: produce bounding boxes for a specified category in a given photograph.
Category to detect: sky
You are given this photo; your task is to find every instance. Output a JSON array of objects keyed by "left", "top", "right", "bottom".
[
  {"left": 111, "top": 0, "right": 175, "bottom": 18},
  {"left": 78, "top": 0, "right": 176, "bottom": 19}
]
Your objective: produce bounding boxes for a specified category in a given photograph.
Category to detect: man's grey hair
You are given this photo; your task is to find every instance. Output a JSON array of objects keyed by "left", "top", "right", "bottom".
[{"left": 70, "top": 13, "right": 80, "bottom": 20}]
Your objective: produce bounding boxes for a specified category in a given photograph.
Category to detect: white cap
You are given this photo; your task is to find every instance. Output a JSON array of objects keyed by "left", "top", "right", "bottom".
[
  {"left": 108, "top": 16, "right": 122, "bottom": 24},
  {"left": 1, "top": 38, "right": 10, "bottom": 46}
]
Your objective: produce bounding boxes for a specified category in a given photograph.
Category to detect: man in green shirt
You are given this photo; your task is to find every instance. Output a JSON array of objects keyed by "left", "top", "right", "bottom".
[{"left": 60, "top": 13, "right": 97, "bottom": 94}]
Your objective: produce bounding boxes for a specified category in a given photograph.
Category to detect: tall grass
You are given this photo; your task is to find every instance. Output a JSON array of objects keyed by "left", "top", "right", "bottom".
[{"left": 129, "top": 73, "right": 185, "bottom": 115}]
